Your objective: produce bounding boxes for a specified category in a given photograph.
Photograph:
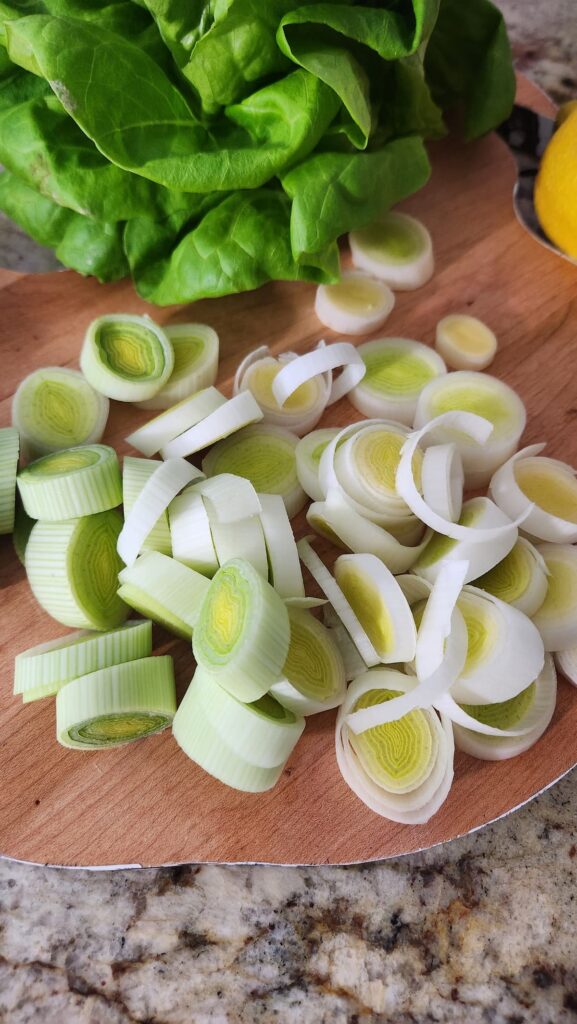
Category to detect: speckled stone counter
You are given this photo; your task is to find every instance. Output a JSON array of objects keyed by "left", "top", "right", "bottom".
[{"left": 1, "top": 4, "right": 576, "bottom": 1022}]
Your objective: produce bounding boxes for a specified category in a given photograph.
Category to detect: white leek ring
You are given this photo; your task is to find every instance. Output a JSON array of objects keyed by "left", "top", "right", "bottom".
[
  {"left": 136, "top": 323, "right": 219, "bottom": 411},
  {"left": 349, "top": 212, "right": 434, "bottom": 291},
  {"left": 315, "top": 271, "right": 395, "bottom": 336},
  {"left": 348, "top": 337, "right": 446, "bottom": 425},
  {"left": 259, "top": 493, "right": 304, "bottom": 599},
  {"left": 490, "top": 446, "right": 577, "bottom": 544},
  {"left": 413, "top": 496, "right": 518, "bottom": 585},
  {"left": 532, "top": 544, "right": 577, "bottom": 651},
  {"left": 272, "top": 341, "right": 365, "bottom": 408}
]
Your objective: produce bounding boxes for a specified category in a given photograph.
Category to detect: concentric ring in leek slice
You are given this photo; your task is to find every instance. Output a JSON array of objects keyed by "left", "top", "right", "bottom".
[
  {"left": 126, "top": 386, "right": 226, "bottom": 457},
  {"left": 315, "top": 271, "right": 395, "bottom": 336},
  {"left": 413, "top": 496, "right": 517, "bottom": 585},
  {"left": 193, "top": 558, "right": 290, "bottom": 702},
  {"left": 270, "top": 606, "right": 346, "bottom": 716},
  {"left": 25, "top": 509, "right": 129, "bottom": 631},
  {"left": 473, "top": 537, "right": 548, "bottom": 617},
  {"left": 532, "top": 544, "right": 577, "bottom": 651},
  {"left": 349, "top": 212, "right": 434, "bottom": 290},
  {"left": 14, "top": 620, "right": 152, "bottom": 702},
  {"left": 80, "top": 313, "right": 174, "bottom": 402},
  {"left": 490, "top": 447, "right": 577, "bottom": 544},
  {"left": 237, "top": 353, "right": 329, "bottom": 436},
  {"left": 136, "top": 323, "right": 219, "bottom": 411},
  {"left": 12, "top": 367, "right": 109, "bottom": 461},
  {"left": 118, "top": 551, "right": 210, "bottom": 640},
  {"left": 435, "top": 314, "right": 497, "bottom": 371},
  {"left": 348, "top": 338, "right": 446, "bottom": 425},
  {"left": 122, "top": 456, "right": 172, "bottom": 557},
  {"left": 17, "top": 444, "right": 122, "bottom": 521},
  {"left": 57, "top": 655, "right": 176, "bottom": 750},
  {"left": 0, "top": 426, "right": 19, "bottom": 534},
  {"left": 295, "top": 428, "right": 339, "bottom": 502}
]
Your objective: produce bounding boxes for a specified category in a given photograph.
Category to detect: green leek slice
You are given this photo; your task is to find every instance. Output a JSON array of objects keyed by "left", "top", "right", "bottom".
[
  {"left": 349, "top": 212, "right": 434, "bottom": 291},
  {"left": 271, "top": 606, "right": 346, "bottom": 716},
  {"left": 122, "top": 456, "right": 172, "bottom": 557},
  {"left": 80, "top": 313, "right": 174, "bottom": 402},
  {"left": 56, "top": 655, "right": 176, "bottom": 749},
  {"left": 25, "top": 509, "right": 129, "bottom": 631},
  {"left": 12, "top": 367, "right": 109, "bottom": 461},
  {"left": 136, "top": 323, "right": 219, "bottom": 411},
  {"left": 118, "top": 551, "right": 210, "bottom": 640},
  {"left": 474, "top": 538, "right": 548, "bottom": 617},
  {"left": 349, "top": 338, "right": 446, "bottom": 425},
  {"left": 0, "top": 426, "right": 19, "bottom": 533},
  {"left": 532, "top": 544, "right": 577, "bottom": 651},
  {"left": 17, "top": 444, "right": 122, "bottom": 521}
]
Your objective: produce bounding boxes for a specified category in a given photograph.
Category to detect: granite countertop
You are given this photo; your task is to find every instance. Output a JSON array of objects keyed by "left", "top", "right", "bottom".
[{"left": 1, "top": 4, "right": 577, "bottom": 1022}]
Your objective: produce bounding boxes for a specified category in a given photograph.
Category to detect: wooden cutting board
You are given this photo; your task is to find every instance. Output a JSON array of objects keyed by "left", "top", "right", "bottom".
[{"left": 1, "top": 76, "right": 576, "bottom": 868}]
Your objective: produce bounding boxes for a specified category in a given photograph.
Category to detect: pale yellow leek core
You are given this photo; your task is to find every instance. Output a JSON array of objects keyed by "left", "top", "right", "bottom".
[
  {"left": 430, "top": 385, "right": 510, "bottom": 435},
  {"left": 203, "top": 566, "right": 250, "bottom": 654},
  {"left": 515, "top": 461, "right": 577, "bottom": 524},
  {"left": 352, "top": 220, "right": 422, "bottom": 264},
  {"left": 96, "top": 321, "right": 165, "bottom": 381},
  {"left": 325, "top": 276, "right": 388, "bottom": 314},
  {"left": 70, "top": 712, "right": 167, "bottom": 744},
  {"left": 475, "top": 542, "right": 532, "bottom": 603},
  {"left": 351, "top": 429, "right": 422, "bottom": 497},
  {"left": 350, "top": 688, "right": 434, "bottom": 791},
  {"left": 363, "top": 348, "right": 436, "bottom": 396},
  {"left": 248, "top": 363, "right": 320, "bottom": 412},
  {"left": 458, "top": 594, "right": 499, "bottom": 673},
  {"left": 169, "top": 337, "right": 204, "bottom": 382},
  {"left": 337, "top": 565, "right": 394, "bottom": 655}
]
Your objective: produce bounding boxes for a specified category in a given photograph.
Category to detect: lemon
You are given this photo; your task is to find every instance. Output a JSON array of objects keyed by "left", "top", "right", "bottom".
[{"left": 534, "top": 107, "right": 577, "bottom": 260}]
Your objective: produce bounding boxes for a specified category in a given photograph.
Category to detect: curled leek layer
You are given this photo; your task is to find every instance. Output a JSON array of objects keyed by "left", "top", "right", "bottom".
[
  {"left": 80, "top": 313, "right": 174, "bottom": 402},
  {"left": 348, "top": 338, "right": 446, "bottom": 425},
  {"left": 136, "top": 323, "right": 219, "bottom": 411},
  {"left": 118, "top": 457, "right": 202, "bottom": 567},
  {"left": 118, "top": 551, "right": 210, "bottom": 640},
  {"left": 490, "top": 446, "right": 577, "bottom": 544},
  {"left": 211, "top": 515, "right": 268, "bottom": 579},
  {"left": 193, "top": 558, "right": 291, "bottom": 702},
  {"left": 259, "top": 493, "right": 304, "bottom": 599},
  {"left": 420, "top": 443, "right": 464, "bottom": 523},
  {"left": 168, "top": 487, "right": 219, "bottom": 577},
  {"left": 56, "top": 655, "right": 176, "bottom": 750},
  {"left": 435, "top": 314, "right": 497, "bottom": 371},
  {"left": 315, "top": 271, "right": 395, "bottom": 335},
  {"left": 0, "top": 426, "right": 19, "bottom": 534},
  {"left": 126, "top": 386, "right": 227, "bottom": 457},
  {"left": 12, "top": 367, "right": 109, "bottom": 461},
  {"left": 295, "top": 428, "right": 339, "bottom": 502},
  {"left": 14, "top": 620, "right": 152, "bottom": 703},
  {"left": 349, "top": 212, "right": 434, "bottom": 291},
  {"left": 234, "top": 347, "right": 329, "bottom": 436},
  {"left": 532, "top": 544, "right": 577, "bottom": 651},
  {"left": 122, "top": 456, "right": 172, "bottom": 557},
  {"left": 271, "top": 341, "right": 365, "bottom": 408},
  {"left": 17, "top": 444, "right": 122, "bottom": 521},
  {"left": 413, "top": 496, "right": 518, "bottom": 585},
  {"left": 473, "top": 538, "right": 548, "bottom": 617},
  {"left": 271, "top": 606, "right": 346, "bottom": 716},
  {"left": 323, "top": 605, "right": 369, "bottom": 682},
  {"left": 336, "top": 671, "right": 454, "bottom": 824},
  {"left": 334, "top": 553, "right": 417, "bottom": 664},
  {"left": 25, "top": 509, "right": 129, "bottom": 631},
  {"left": 160, "top": 391, "right": 263, "bottom": 459}
]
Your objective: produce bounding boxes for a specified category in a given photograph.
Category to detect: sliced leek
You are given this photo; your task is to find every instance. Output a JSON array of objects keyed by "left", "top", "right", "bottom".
[
  {"left": 80, "top": 313, "right": 174, "bottom": 402},
  {"left": 211, "top": 515, "right": 268, "bottom": 578},
  {"left": 57, "top": 655, "right": 176, "bottom": 749},
  {"left": 334, "top": 553, "right": 417, "bottom": 664},
  {"left": 414, "top": 371, "right": 527, "bottom": 487},
  {"left": 554, "top": 647, "right": 577, "bottom": 687},
  {"left": 348, "top": 338, "right": 446, "bottom": 425},
  {"left": 136, "top": 323, "right": 219, "bottom": 411},
  {"left": 271, "top": 606, "right": 346, "bottom": 716},
  {"left": 349, "top": 212, "right": 434, "bottom": 290},
  {"left": 192, "top": 558, "right": 290, "bottom": 702},
  {"left": 17, "top": 445, "right": 122, "bottom": 521},
  {"left": 272, "top": 341, "right": 365, "bottom": 408},
  {"left": 420, "top": 443, "right": 463, "bottom": 523},
  {"left": 117, "top": 457, "right": 201, "bottom": 567},
  {"left": 190, "top": 474, "right": 261, "bottom": 524},
  {"left": 323, "top": 604, "right": 369, "bottom": 681},
  {"left": 12, "top": 499, "right": 35, "bottom": 565},
  {"left": 0, "top": 426, "right": 19, "bottom": 533},
  {"left": 235, "top": 349, "right": 329, "bottom": 436},
  {"left": 413, "top": 496, "right": 517, "bottom": 585},
  {"left": 259, "top": 493, "right": 304, "bottom": 599},
  {"left": 122, "top": 456, "right": 172, "bottom": 557},
  {"left": 315, "top": 271, "right": 395, "bottom": 336},
  {"left": 118, "top": 550, "right": 210, "bottom": 640},
  {"left": 295, "top": 428, "right": 339, "bottom": 502},
  {"left": 160, "top": 391, "right": 263, "bottom": 459},
  {"left": 12, "top": 367, "right": 109, "bottom": 460},
  {"left": 474, "top": 538, "right": 548, "bottom": 617},
  {"left": 532, "top": 544, "right": 577, "bottom": 651},
  {"left": 14, "top": 619, "right": 152, "bottom": 703},
  {"left": 435, "top": 314, "right": 497, "bottom": 371},
  {"left": 25, "top": 510, "right": 129, "bottom": 631},
  {"left": 168, "top": 488, "right": 219, "bottom": 577},
  {"left": 126, "top": 386, "right": 226, "bottom": 456},
  {"left": 202, "top": 424, "right": 306, "bottom": 519},
  {"left": 490, "top": 446, "right": 577, "bottom": 543}
]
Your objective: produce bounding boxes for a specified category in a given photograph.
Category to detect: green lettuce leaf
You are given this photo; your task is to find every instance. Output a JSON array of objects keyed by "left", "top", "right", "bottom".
[{"left": 138, "top": 0, "right": 211, "bottom": 67}]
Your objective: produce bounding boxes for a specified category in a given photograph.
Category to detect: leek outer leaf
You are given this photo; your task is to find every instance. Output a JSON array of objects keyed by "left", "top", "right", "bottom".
[
  {"left": 118, "top": 550, "right": 210, "bottom": 640},
  {"left": 0, "top": 426, "right": 19, "bottom": 534},
  {"left": 17, "top": 444, "right": 122, "bottom": 521}
]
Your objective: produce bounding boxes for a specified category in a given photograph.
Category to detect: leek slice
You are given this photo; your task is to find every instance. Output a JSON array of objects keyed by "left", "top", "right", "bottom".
[
  {"left": 17, "top": 445, "right": 122, "bottom": 521},
  {"left": 474, "top": 538, "right": 548, "bottom": 617},
  {"left": 532, "top": 544, "right": 577, "bottom": 651},
  {"left": 258, "top": 493, "right": 305, "bottom": 599},
  {"left": 122, "top": 456, "right": 172, "bottom": 557},
  {"left": 211, "top": 515, "right": 268, "bottom": 578},
  {"left": 272, "top": 341, "right": 365, "bottom": 408},
  {"left": 420, "top": 443, "right": 463, "bottom": 523},
  {"left": 80, "top": 313, "right": 174, "bottom": 402},
  {"left": 235, "top": 349, "right": 329, "bottom": 437},
  {"left": 57, "top": 655, "right": 176, "bottom": 749},
  {"left": 336, "top": 672, "right": 454, "bottom": 824},
  {"left": 0, "top": 426, "right": 19, "bottom": 533},
  {"left": 193, "top": 558, "right": 290, "bottom": 702},
  {"left": 413, "top": 496, "right": 517, "bottom": 585},
  {"left": 435, "top": 314, "right": 497, "bottom": 371},
  {"left": 12, "top": 499, "right": 35, "bottom": 565},
  {"left": 453, "top": 655, "right": 557, "bottom": 759},
  {"left": 323, "top": 605, "right": 369, "bottom": 681},
  {"left": 136, "top": 323, "right": 219, "bottom": 411},
  {"left": 14, "top": 619, "right": 152, "bottom": 703},
  {"left": 117, "top": 457, "right": 201, "bottom": 567},
  {"left": 315, "top": 271, "right": 395, "bottom": 336},
  {"left": 160, "top": 392, "right": 263, "bottom": 459},
  {"left": 126, "top": 386, "right": 226, "bottom": 457},
  {"left": 12, "top": 367, "right": 109, "bottom": 461},
  {"left": 190, "top": 474, "right": 261, "bottom": 524},
  {"left": 295, "top": 428, "right": 339, "bottom": 502},
  {"left": 271, "top": 606, "right": 346, "bottom": 715},
  {"left": 168, "top": 488, "right": 219, "bottom": 577},
  {"left": 349, "top": 212, "right": 434, "bottom": 290},
  {"left": 348, "top": 338, "right": 446, "bottom": 425},
  {"left": 118, "top": 550, "right": 210, "bottom": 640},
  {"left": 334, "top": 553, "right": 417, "bottom": 664},
  {"left": 490, "top": 446, "right": 577, "bottom": 543},
  {"left": 25, "top": 510, "right": 129, "bottom": 631},
  {"left": 554, "top": 647, "right": 577, "bottom": 687},
  {"left": 202, "top": 424, "right": 306, "bottom": 519},
  {"left": 414, "top": 371, "right": 527, "bottom": 488}
]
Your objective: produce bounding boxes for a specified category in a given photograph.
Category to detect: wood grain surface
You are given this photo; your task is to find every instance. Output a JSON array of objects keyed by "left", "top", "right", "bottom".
[{"left": 1, "top": 76, "right": 576, "bottom": 868}]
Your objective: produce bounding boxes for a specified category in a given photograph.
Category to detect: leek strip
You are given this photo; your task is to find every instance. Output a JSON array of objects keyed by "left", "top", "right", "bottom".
[
  {"left": 211, "top": 516, "right": 268, "bottom": 578},
  {"left": 80, "top": 313, "right": 174, "bottom": 402},
  {"left": 474, "top": 538, "right": 548, "bottom": 617},
  {"left": 136, "top": 323, "right": 219, "bottom": 411},
  {"left": 272, "top": 341, "right": 365, "bottom": 408},
  {"left": 413, "top": 496, "right": 518, "bottom": 585},
  {"left": 190, "top": 474, "right": 261, "bottom": 524},
  {"left": 490, "top": 446, "right": 577, "bottom": 544},
  {"left": 295, "top": 428, "right": 339, "bottom": 502},
  {"left": 348, "top": 338, "right": 446, "bottom": 425},
  {"left": 532, "top": 544, "right": 577, "bottom": 651},
  {"left": 14, "top": 620, "right": 152, "bottom": 702},
  {"left": 315, "top": 271, "right": 395, "bottom": 335},
  {"left": 236, "top": 351, "right": 329, "bottom": 436},
  {"left": 420, "top": 443, "right": 463, "bottom": 523},
  {"left": 17, "top": 445, "right": 122, "bottom": 521},
  {"left": 271, "top": 606, "right": 346, "bottom": 716},
  {"left": 25, "top": 510, "right": 129, "bottom": 631},
  {"left": 168, "top": 489, "right": 219, "bottom": 576},
  {"left": 414, "top": 371, "right": 527, "bottom": 488},
  {"left": 0, "top": 427, "right": 19, "bottom": 533},
  {"left": 117, "top": 458, "right": 201, "bottom": 567},
  {"left": 122, "top": 456, "right": 172, "bottom": 556},
  {"left": 349, "top": 212, "right": 434, "bottom": 290},
  {"left": 202, "top": 424, "right": 306, "bottom": 519},
  {"left": 118, "top": 551, "right": 209, "bottom": 640},
  {"left": 435, "top": 314, "right": 497, "bottom": 371},
  {"left": 323, "top": 605, "right": 369, "bottom": 681},
  {"left": 259, "top": 494, "right": 304, "bottom": 599},
  {"left": 193, "top": 559, "right": 290, "bottom": 702},
  {"left": 12, "top": 367, "right": 109, "bottom": 461},
  {"left": 160, "top": 392, "right": 263, "bottom": 459},
  {"left": 126, "top": 386, "right": 227, "bottom": 456},
  {"left": 334, "top": 553, "right": 417, "bottom": 664},
  {"left": 56, "top": 655, "right": 176, "bottom": 749},
  {"left": 12, "top": 499, "right": 35, "bottom": 565}
]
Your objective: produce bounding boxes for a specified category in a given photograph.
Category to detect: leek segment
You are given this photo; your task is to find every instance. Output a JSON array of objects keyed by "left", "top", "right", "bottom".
[
  {"left": 271, "top": 606, "right": 346, "bottom": 715},
  {"left": 532, "top": 544, "right": 577, "bottom": 651},
  {"left": 258, "top": 493, "right": 305, "bottom": 599},
  {"left": 117, "top": 457, "right": 201, "bottom": 567},
  {"left": 0, "top": 427, "right": 19, "bottom": 534},
  {"left": 334, "top": 553, "right": 416, "bottom": 664},
  {"left": 490, "top": 447, "right": 577, "bottom": 544},
  {"left": 17, "top": 444, "right": 122, "bottom": 521},
  {"left": 414, "top": 496, "right": 517, "bottom": 585},
  {"left": 122, "top": 456, "right": 172, "bottom": 557},
  {"left": 236, "top": 355, "right": 328, "bottom": 436},
  {"left": 349, "top": 212, "right": 434, "bottom": 290},
  {"left": 349, "top": 338, "right": 446, "bottom": 424},
  {"left": 295, "top": 428, "right": 339, "bottom": 502},
  {"left": 474, "top": 538, "right": 548, "bottom": 617},
  {"left": 271, "top": 341, "right": 366, "bottom": 408},
  {"left": 168, "top": 488, "right": 219, "bottom": 577},
  {"left": 136, "top": 323, "right": 219, "bottom": 411},
  {"left": 435, "top": 314, "right": 497, "bottom": 371},
  {"left": 80, "top": 314, "right": 174, "bottom": 402},
  {"left": 160, "top": 392, "right": 263, "bottom": 459},
  {"left": 315, "top": 271, "right": 395, "bottom": 335},
  {"left": 126, "top": 386, "right": 227, "bottom": 456},
  {"left": 12, "top": 367, "right": 109, "bottom": 460},
  {"left": 118, "top": 551, "right": 210, "bottom": 640}
]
